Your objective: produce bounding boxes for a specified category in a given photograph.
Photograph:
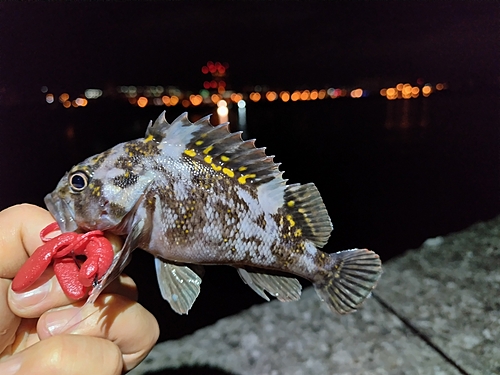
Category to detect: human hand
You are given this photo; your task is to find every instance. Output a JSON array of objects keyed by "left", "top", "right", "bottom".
[{"left": 0, "top": 204, "right": 159, "bottom": 374}]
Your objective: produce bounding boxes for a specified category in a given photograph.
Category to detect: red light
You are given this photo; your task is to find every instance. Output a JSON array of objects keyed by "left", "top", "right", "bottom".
[
  {"left": 202, "top": 66, "right": 209, "bottom": 74},
  {"left": 203, "top": 81, "right": 211, "bottom": 89},
  {"left": 209, "top": 65, "right": 216, "bottom": 74},
  {"left": 207, "top": 61, "right": 214, "bottom": 67},
  {"left": 219, "top": 80, "right": 226, "bottom": 88},
  {"left": 218, "top": 66, "right": 225, "bottom": 74},
  {"left": 215, "top": 62, "right": 221, "bottom": 68},
  {"left": 210, "top": 80, "right": 218, "bottom": 88}
]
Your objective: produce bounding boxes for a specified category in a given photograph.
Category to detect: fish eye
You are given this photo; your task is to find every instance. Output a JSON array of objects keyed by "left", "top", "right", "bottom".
[{"left": 69, "top": 171, "right": 89, "bottom": 192}]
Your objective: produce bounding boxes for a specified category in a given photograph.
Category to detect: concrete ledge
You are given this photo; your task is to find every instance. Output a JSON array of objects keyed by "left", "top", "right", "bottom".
[{"left": 131, "top": 217, "right": 500, "bottom": 375}]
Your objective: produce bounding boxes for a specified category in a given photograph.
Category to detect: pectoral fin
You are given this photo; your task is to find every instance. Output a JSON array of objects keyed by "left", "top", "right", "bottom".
[
  {"left": 88, "top": 218, "right": 145, "bottom": 304},
  {"left": 237, "top": 268, "right": 302, "bottom": 302},
  {"left": 155, "top": 258, "right": 202, "bottom": 315}
]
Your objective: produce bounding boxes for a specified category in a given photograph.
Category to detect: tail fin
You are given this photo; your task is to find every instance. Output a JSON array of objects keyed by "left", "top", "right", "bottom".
[{"left": 314, "top": 249, "right": 382, "bottom": 314}]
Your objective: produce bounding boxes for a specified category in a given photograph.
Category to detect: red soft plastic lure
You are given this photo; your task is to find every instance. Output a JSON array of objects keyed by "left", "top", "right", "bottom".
[{"left": 12, "top": 222, "right": 115, "bottom": 300}]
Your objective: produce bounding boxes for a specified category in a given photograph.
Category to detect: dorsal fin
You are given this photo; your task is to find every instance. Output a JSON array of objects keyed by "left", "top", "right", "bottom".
[
  {"left": 283, "top": 183, "right": 333, "bottom": 248},
  {"left": 145, "top": 112, "right": 285, "bottom": 187}
]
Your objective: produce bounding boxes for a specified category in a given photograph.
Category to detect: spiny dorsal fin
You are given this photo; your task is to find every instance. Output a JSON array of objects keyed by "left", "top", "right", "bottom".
[
  {"left": 153, "top": 112, "right": 285, "bottom": 187},
  {"left": 283, "top": 183, "right": 333, "bottom": 248}
]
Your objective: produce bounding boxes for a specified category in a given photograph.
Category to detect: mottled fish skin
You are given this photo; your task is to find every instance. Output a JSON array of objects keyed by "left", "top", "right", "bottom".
[{"left": 45, "top": 112, "right": 382, "bottom": 315}]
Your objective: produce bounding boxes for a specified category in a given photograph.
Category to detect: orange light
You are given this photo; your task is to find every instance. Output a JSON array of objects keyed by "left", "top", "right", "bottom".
[
  {"left": 181, "top": 99, "right": 190, "bottom": 108},
  {"left": 249, "top": 92, "right": 261, "bottom": 102},
  {"left": 128, "top": 97, "right": 137, "bottom": 105},
  {"left": 386, "top": 88, "right": 397, "bottom": 100},
  {"left": 310, "top": 90, "right": 318, "bottom": 100},
  {"left": 211, "top": 94, "right": 221, "bottom": 104},
  {"left": 230, "top": 93, "right": 243, "bottom": 103},
  {"left": 189, "top": 94, "right": 203, "bottom": 106},
  {"left": 75, "top": 98, "right": 88, "bottom": 107},
  {"left": 162, "top": 95, "right": 170, "bottom": 106},
  {"left": 63, "top": 101, "right": 71, "bottom": 108},
  {"left": 350, "top": 88, "right": 363, "bottom": 98},
  {"left": 380, "top": 88, "right": 387, "bottom": 96},
  {"left": 396, "top": 83, "right": 404, "bottom": 91},
  {"left": 280, "top": 91, "right": 290, "bottom": 102},
  {"left": 291, "top": 91, "right": 300, "bottom": 101},
  {"left": 137, "top": 97, "right": 148, "bottom": 107},
  {"left": 318, "top": 89, "right": 326, "bottom": 99},
  {"left": 300, "top": 90, "right": 310, "bottom": 101},
  {"left": 265, "top": 91, "right": 277, "bottom": 101},
  {"left": 59, "top": 93, "right": 69, "bottom": 103},
  {"left": 436, "top": 83, "right": 444, "bottom": 90},
  {"left": 170, "top": 96, "right": 179, "bottom": 106},
  {"left": 422, "top": 86, "right": 432, "bottom": 96}
]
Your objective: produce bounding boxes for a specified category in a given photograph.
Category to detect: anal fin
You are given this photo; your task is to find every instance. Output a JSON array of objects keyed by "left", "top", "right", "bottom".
[
  {"left": 237, "top": 268, "right": 302, "bottom": 302},
  {"left": 155, "top": 258, "right": 202, "bottom": 315}
]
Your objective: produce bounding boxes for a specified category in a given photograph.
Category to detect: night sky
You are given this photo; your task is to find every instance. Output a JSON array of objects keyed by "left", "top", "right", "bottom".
[{"left": 1, "top": 2, "right": 497, "bottom": 95}]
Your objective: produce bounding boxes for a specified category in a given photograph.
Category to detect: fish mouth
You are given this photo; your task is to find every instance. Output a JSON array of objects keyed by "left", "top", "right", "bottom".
[{"left": 44, "top": 193, "right": 78, "bottom": 233}]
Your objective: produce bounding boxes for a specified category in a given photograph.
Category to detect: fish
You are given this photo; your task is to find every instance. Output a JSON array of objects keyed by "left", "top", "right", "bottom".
[{"left": 45, "top": 112, "right": 382, "bottom": 315}]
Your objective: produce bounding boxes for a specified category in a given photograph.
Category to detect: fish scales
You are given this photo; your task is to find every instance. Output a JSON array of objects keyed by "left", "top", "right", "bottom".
[{"left": 45, "top": 112, "right": 382, "bottom": 315}]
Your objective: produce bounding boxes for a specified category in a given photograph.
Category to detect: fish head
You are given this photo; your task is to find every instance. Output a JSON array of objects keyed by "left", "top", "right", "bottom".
[{"left": 45, "top": 142, "right": 155, "bottom": 234}]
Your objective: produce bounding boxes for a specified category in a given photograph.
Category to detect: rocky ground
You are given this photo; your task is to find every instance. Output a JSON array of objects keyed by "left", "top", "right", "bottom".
[{"left": 130, "top": 216, "right": 500, "bottom": 375}]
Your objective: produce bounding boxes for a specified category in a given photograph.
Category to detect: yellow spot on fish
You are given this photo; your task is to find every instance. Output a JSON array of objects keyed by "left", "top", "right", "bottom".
[
  {"left": 204, "top": 155, "right": 213, "bottom": 164},
  {"left": 184, "top": 149, "right": 196, "bottom": 157},
  {"left": 185, "top": 229, "right": 189, "bottom": 234},
  {"left": 211, "top": 163, "right": 222, "bottom": 172},
  {"left": 144, "top": 134, "right": 154, "bottom": 143},
  {"left": 221, "top": 155, "right": 230, "bottom": 162},
  {"left": 237, "top": 173, "right": 256, "bottom": 184},
  {"left": 286, "top": 214, "right": 296, "bottom": 227},
  {"left": 124, "top": 171, "right": 130, "bottom": 178},
  {"left": 223, "top": 238, "right": 228, "bottom": 242},
  {"left": 294, "top": 229, "right": 302, "bottom": 237},
  {"left": 238, "top": 166, "right": 247, "bottom": 172},
  {"left": 298, "top": 208, "right": 306, "bottom": 214},
  {"left": 222, "top": 168, "right": 234, "bottom": 178},
  {"left": 129, "top": 152, "right": 133, "bottom": 157},
  {"left": 195, "top": 140, "right": 204, "bottom": 146},
  {"left": 287, "top": 200, "right": 295, "bottom": 208},
  {"left": 203, "top": 145, "right": 214, "bottom": 154}
]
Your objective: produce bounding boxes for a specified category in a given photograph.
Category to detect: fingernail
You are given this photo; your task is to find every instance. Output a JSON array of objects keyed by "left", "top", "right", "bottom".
[
  {"left": 10, "top": 279, "right": 52, "bottom": 308},
  {"left": 44, "top": 306, "right": 82, "bottom": 335},
  {"left": 0, "top": 355, "right": 21, "bottom": 375}
]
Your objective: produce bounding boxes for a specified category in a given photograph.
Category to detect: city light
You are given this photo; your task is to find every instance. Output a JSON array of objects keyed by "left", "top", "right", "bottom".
[
  {"left": 280, "top": 91, "right": 290, "bottom": 102},
  {"left": 85, "top": 89, "right": 102, "bottom": 99},
  {"left": 249, "top": 92, "right": 261, "bottom": 102},
  {"left": 265, "top": 91, "right": 277, "bottom": 101},
  {"left": 43, "top": 62, "right": 449, "bottom": 109},
  {"left": 137, "top": 97, "right": 148, "bottom": 108}
]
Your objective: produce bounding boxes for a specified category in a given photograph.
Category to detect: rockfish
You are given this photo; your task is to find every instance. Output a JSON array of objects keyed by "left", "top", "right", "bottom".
[{"left": 45, "top": 112, "right": 382, "bottom": 314}]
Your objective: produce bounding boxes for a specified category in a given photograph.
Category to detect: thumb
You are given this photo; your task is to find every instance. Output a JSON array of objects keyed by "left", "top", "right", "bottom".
[{"left": 0, "top": 335, "right": 123, "bottom": 375}]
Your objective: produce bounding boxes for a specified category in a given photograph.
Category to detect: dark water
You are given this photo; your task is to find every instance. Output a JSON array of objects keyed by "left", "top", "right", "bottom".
[{"left": 1, "top": 92, "right": 498, "bottom": 341}]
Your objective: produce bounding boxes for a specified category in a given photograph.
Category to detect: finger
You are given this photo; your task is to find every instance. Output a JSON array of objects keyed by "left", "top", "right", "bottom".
[
  {"left": 8, "top": 273, "right": 138, "bottom": 319},
  {"left": 0, "top": 204, "right": 55, "bottom": 279},
  {"left": 0, "top": 335, "right": 123, "bottom": 375},
  {"left": 0, "top": 279, "right": 21, "bottom": 354},
  {"left": 37, "top": 294, "right": 159, "bottom": 371}
]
